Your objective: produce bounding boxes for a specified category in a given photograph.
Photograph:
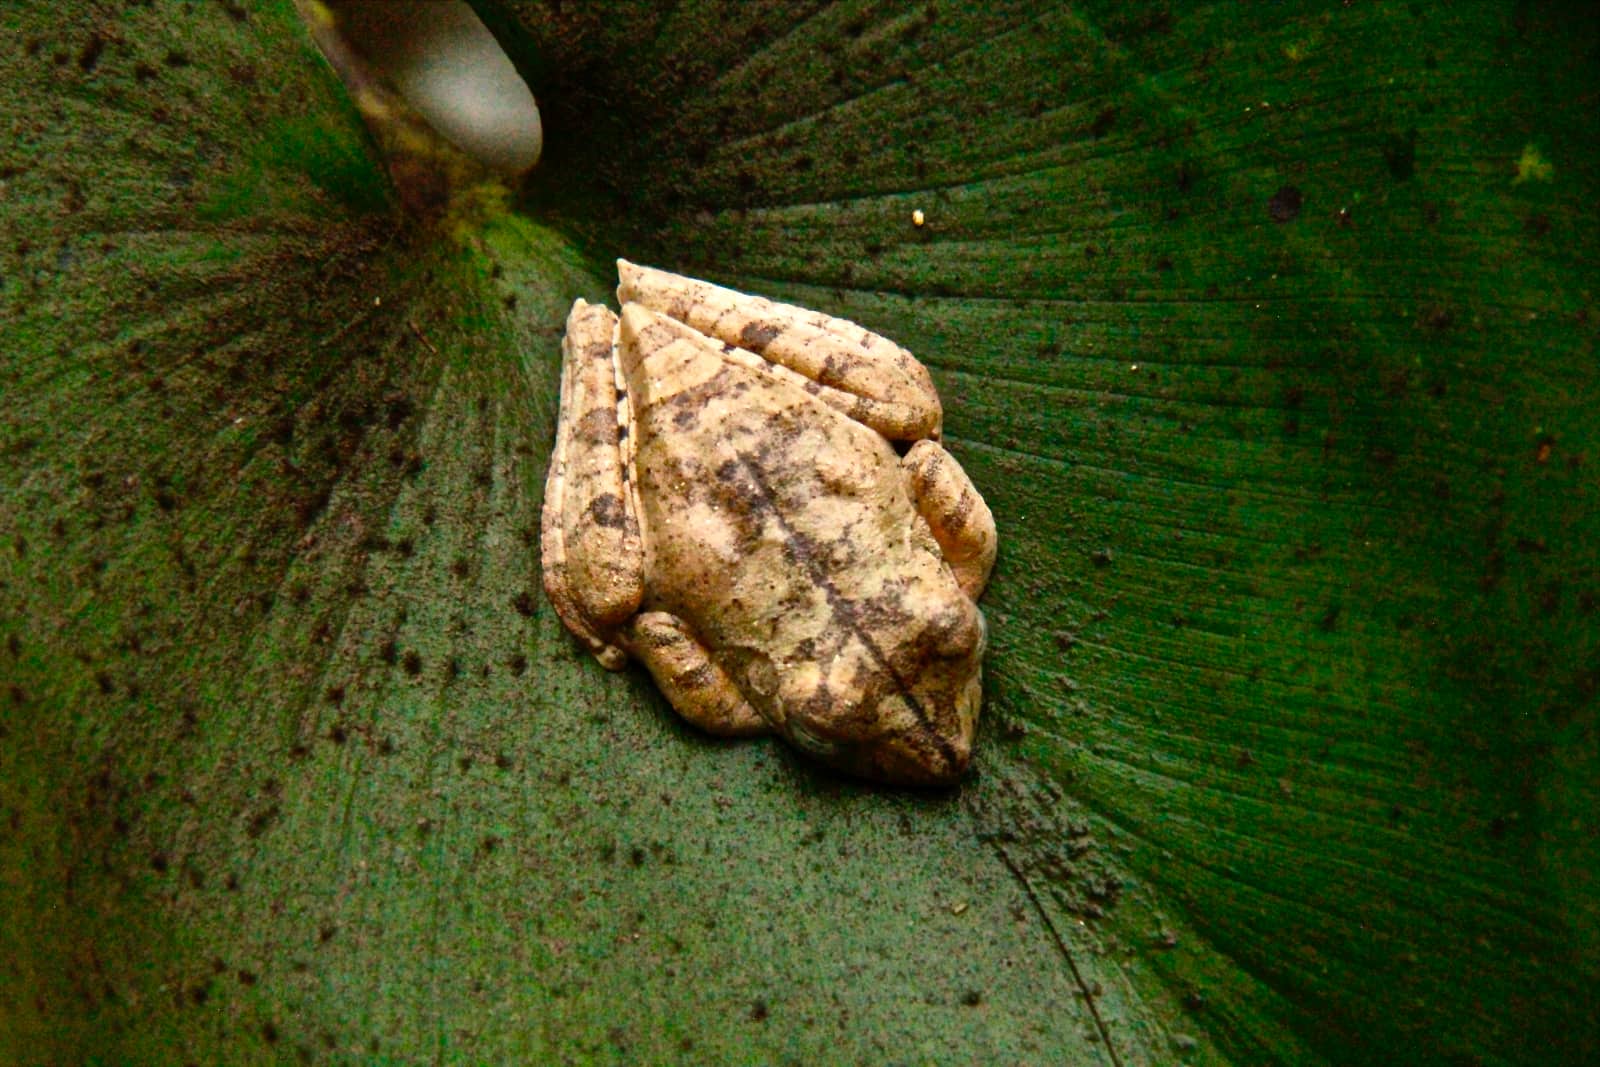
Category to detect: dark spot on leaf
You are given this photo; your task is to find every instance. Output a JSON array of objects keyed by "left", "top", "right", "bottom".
[
  {"left": 318, "top": 925, "right": 336, "bottom": 944},
  {"left": 262, "top": 1022, "right": 279, "bottom": 1043},
  {"left": 1091, "top": 548, "right": 1114, "bottom": 568},
  {"left": 402, "top": 650, "right": 422, "bottom": 676},
  {"left": 1268, "top": 185, "right": 1303, "bottom": 223},
  {"left": 1089, "top": 106, "right": 1118, "bottom": 138},
  {"left": 325, "top": 685, "right": 344, "bottom": 706},
  {"left": 494, "top": 752, "right": 512, "bottom": 770},
  {"left": 164, "top": 50, "right": 190, "bottom": 68},
  {"left": 630, "top": 846, "right": 646, "bottom": 867},
  {"left": 508, "top": 653, "right": 527, "bottom": 677},
  {"left": 384, "top": 392, "right": 413, "bottom": 430},
  {"left": 246, "top": 805, "right": 280, "bottom": 839},
  {"left": 749, "top": 999, "right": 769, "bottom": 1022},
  {"left": 513, "top": 591, "right": 536, "bottom": 617},
  {"left": 151, "top": 852, "right": 169, "bottom": 873},
  {"left": 238, "top": 970, "right": 258, "bottom": 986},
  {"left": 77, "top": 34, "right": 106, "bottom": 74},
  {"left": 1382, "top": 128, "right": 1418, "bottom": 180},
  {"left": 961, "top": 990, "right": 983, "bottom": 1007},
  {"left": 378, "top": 638, "right": 397, "bottom": 665}
]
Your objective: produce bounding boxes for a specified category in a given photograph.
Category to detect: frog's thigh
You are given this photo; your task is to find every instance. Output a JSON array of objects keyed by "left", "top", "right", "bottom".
[
  {"left": 541, "top": 299, "right": 642, "bottom": 670},
  {"left": 623, "top": 612, "right": 771, "bottom": 736},
  {"left": 902, "top": 439, "right": 998, "bottom": 599},
  {"left": 617, "top": 260, "right": 941, "bottom": 441}
]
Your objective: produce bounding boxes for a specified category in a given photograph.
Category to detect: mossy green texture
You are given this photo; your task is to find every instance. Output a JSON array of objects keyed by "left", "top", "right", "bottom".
[{"left": 3, "top": 1, "right": 1597, "bottom": 1064}]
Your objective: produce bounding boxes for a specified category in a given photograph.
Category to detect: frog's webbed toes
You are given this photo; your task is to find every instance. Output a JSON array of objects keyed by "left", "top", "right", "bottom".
[
  {"left": 621, "top": 612, "right": 771, "bottom": 737},
  {"left": 902, "top": 439, "right": 997, "bottom": 599}
]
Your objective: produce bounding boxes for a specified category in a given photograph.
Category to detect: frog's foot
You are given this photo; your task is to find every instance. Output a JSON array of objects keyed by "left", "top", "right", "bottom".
[
  {"left": 541, "top": 299, "right": 644, "bottom": 670},
  {"left": 621, "top": 612, "right": 772, "bottom": 736},
  {"left": 617, "top": 260, "right": 942, "bottom": 441},
  {"left": 902, "top": 439, "right": 998, "bottom": 600}
]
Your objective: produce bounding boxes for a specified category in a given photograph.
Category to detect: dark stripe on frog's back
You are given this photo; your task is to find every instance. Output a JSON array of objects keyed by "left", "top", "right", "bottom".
[
  {"left": 624, "top": 339, "right": 953, "bottom": 763},
  {"left": 630, "top": 340, "right": 902, "bottom": 559}
]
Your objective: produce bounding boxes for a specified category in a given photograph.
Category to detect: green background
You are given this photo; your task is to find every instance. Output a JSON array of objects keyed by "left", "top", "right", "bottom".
[{"left": 2, "top": 1, "right": 1595, "bottom": 1063}]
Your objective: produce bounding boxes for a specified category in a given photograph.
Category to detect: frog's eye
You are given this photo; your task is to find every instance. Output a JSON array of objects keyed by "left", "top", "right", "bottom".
[{"left": 786, "top": 720, "right": 839, "bottom": 760}]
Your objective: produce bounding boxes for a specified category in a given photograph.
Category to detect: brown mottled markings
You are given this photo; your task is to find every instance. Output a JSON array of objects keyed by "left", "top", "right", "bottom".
[
  {"left": 587, "top": 493, "right": 626, "bottom": 529},
  {"left": 577, "top": 407, "right": 617, "bottom": 444},
  {"left": 727, "top": 456, "right": 959, "bottom": 768},
  {"left": 819, "top": 354, "right": 847, "bottom": 387},
  {"left": 677, "top": 663, "right": 715, "bottom": 690},
  {"left": 738, "top": 321, "right": 781, "bottom": 353},
  {"left": 943, "top": 489, "right": 974, "bottom": 531}
]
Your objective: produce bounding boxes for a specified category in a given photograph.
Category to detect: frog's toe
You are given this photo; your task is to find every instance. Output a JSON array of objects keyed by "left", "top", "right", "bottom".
[{"left": 623, "top": 612, "right": 770, "bottom": 737}]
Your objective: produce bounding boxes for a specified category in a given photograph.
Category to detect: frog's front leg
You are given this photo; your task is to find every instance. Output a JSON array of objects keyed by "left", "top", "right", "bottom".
[
  {"left": 617, "top": 260, "right": 942, "bottom": 441},
  {"left": 540, "top": 299, "right": 644, "bottom": 670},
  {"left": 621, "top": 613, "right": 771, "bottom": 736},
  {"left": 902, "top": 439, "right": 998, "bottom": 600}
]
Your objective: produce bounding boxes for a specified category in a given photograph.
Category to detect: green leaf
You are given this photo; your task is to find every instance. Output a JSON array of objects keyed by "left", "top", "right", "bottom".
[{"left": 4, "top": 1, "right": 1596, "bottom": 1064}]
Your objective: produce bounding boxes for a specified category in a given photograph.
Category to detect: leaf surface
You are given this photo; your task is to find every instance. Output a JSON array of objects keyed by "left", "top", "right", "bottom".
[{"left": 3, "top": 1, "right": 1596, "bottom": 1063}]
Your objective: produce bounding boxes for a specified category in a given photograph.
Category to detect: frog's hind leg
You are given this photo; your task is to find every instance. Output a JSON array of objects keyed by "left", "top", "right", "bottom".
[
  {"left": 902, "top": 439, "right": 998, "bottom": 600},
  {"left": 622, "top": 612, "right": 771, "bottom": 736},
  {"left": 541, "top": 299, "right": 644, "bottom": 670},
  {"left": 617, "top": 260, "right": 942, "bottom": 441}
]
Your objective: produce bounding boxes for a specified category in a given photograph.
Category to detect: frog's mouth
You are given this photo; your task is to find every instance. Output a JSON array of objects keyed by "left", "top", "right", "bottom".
[{"left": 784, "top": 717, "right": 970, "bottom": 788}]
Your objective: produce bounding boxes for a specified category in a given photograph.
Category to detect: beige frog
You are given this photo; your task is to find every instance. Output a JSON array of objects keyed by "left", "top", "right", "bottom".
[{"left": 541, "top": 262, "right": 997, "bottom": 785}]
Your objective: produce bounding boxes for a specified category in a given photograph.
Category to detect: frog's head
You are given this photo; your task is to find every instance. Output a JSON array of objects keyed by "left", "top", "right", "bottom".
[{"left": 772, "top": 588, "right": 988, "bottom": 787}]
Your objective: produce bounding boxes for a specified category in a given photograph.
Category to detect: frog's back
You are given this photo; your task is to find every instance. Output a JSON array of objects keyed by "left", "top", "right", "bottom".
[
  {"left": 615, "top": 301, "right": 985, "bottom": 783},
  {"left": 617, "top": 303, "right": 940, "bottom": 652}
]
